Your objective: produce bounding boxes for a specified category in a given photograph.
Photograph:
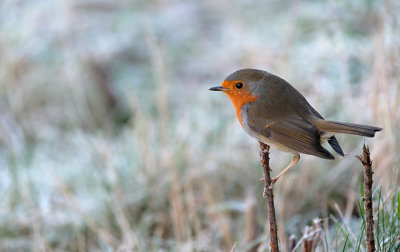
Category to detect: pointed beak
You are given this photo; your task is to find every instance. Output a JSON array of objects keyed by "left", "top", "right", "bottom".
[{"left": 209, "top": 86, "right": 228, "bottom": 91}]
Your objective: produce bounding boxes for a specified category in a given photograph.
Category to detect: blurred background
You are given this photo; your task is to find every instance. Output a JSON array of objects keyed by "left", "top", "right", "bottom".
[{"left": 1, "top": 0, "right": 399, "bottom": 251}]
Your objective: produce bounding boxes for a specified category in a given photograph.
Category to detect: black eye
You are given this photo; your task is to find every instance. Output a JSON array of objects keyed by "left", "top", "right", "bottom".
[{"left": 235, "top": 82, "right": 244, "bottom": 89}]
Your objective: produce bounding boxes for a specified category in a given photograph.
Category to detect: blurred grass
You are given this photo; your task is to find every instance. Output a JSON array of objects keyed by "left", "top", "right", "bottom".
[{"left": 0, "top": 0, "right": 399, "bottom": 251}]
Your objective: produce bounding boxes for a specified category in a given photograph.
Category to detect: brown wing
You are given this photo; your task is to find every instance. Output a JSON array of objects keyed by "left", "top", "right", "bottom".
[
  {"left": 248, "top": 116, "right": 334, "bottom": 159},
  {"left": 245, "top": 74, "right": 334, "bottom": 159}
]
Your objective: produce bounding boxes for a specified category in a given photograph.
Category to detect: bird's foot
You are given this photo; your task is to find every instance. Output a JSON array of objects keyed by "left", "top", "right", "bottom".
[{"left": 261, "top": 177, "right": 279, "bottom": 197}]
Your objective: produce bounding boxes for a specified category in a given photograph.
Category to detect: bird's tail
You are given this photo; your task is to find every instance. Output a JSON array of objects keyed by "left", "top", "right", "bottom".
[{"left": 316, "top": 120, "right": 382, "bottom": 137}]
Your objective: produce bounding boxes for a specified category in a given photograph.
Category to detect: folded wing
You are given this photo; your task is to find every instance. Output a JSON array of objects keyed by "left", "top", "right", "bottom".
[{"left": 248, "top": 116, "right": 334, "bottom": 159}]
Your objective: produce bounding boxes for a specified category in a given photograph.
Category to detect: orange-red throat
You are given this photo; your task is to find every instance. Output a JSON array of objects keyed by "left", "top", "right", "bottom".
[{"left": 220, "top": 80, "right": 258, "bottom": 128}]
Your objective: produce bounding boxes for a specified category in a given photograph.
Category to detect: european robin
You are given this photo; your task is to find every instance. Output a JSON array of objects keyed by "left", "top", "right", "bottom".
[{"left": 210, "top": 68, "right": 382, "bottom": 187}]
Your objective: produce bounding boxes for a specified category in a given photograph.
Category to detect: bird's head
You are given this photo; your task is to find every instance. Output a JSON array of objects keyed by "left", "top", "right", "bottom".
[{"left": 209, "top": 68, "right": 266, "bottom": 112}]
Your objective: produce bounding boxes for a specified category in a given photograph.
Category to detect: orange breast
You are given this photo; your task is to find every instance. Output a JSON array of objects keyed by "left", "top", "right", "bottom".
[{"left": 225, "top": 90, "right": 257, "bottom": 128}]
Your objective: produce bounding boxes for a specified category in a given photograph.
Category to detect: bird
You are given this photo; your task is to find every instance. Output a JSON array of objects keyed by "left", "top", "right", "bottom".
[{"left": 210, "top": 68, "right": 382, "bottom": 188}]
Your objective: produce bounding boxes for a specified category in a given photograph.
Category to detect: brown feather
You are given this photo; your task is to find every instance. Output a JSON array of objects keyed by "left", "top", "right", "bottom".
[
  {"left": 313, "top": 119, "right": 382, "bottom": 137},
  {"left": 247, "top": 116, "right": 334, "bottom": 159}
]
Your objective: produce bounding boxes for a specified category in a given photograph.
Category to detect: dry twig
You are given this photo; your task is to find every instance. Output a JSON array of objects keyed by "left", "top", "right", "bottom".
[
  {"left": 357, "top": 144, "right": 376, "bottom": 252},
  {"left": 259, "top": 142, "right": 279, "bottom": 251}
]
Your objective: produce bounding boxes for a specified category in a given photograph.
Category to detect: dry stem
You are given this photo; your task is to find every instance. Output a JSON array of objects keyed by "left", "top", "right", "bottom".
[
  {"left": 357, "top": 144, "right": 376, "bottom": 252},
  {"left": 259, "top": 142, "right": 279, "bottom": 252}
]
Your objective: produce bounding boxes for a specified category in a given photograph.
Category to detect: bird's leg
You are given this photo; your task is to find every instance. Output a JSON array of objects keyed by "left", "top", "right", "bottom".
[
  {"left": 265, "top": 154, "right": 300, "bottom": 190},
  {"left": 343, "top": 153, "right": 358, "bottom": 158}
]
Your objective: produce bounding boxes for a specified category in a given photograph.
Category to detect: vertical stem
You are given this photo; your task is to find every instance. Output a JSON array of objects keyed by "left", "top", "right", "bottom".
[
  {"left": 358, "top": 144, "right": 376, "bottom": 252},
  {"left": 259, "top": 142, "right": 279, "bottom": 252}
]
